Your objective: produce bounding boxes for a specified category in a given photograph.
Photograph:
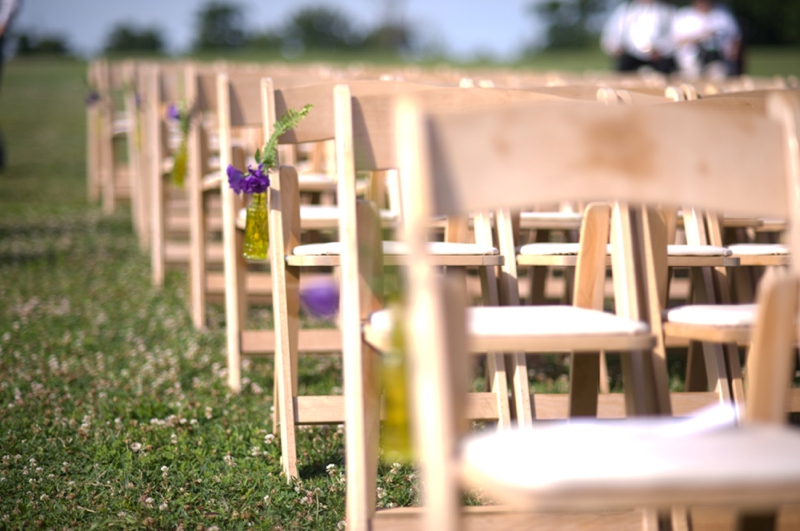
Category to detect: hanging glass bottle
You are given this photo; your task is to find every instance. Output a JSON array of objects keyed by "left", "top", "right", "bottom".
[
  {"left": 381, "top": 303, "right": 412, "bottom": 463},
  {"left": 243, "top": 192, "right": 269, "bottom": 260}
]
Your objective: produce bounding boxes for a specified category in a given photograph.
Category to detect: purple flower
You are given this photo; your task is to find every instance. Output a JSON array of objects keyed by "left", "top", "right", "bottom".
[
  {"left": 167, "top": 104, "right": 180, "bottom": 121},
  {"left": 85, "top": 90, "right": 100, "bottom": 106},
  {"left": 300, "top": 278, "right": 340, "bottom": 319},
  {"left": 227, "top": 164, "right": 270, "bottom": 195},
  {"left": 227, "top": 165, "right": 245, "bottom": 194}
]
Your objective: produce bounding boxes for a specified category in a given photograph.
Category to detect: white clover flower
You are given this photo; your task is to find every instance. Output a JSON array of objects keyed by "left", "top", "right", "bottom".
[
  {"left": 130, "top": 442, "right": 142, "bottom": 452},
  {"left": 144, "top": 497, "right": 154, "bottom": 508},
  {"left": 263, "top": 495, "right": 270, "bottom": 504},
  {"left": 170, "top": 433, "right": 178, "bottom": 445},
  {"left": 250, "top": 446, "right": 261, "bottom": 457},
  {"left": 223, "top": 455, "right": 235, "bottom": 467},
  {"left": 264, "top": 434, "right": 274, "bottom": 444},
  {"left": 39, "top": 494, "right": 49, "bottom": 501},
  {"left": 205, "top": 407, "right": 213, "bottom": 420},
  {"left": 159, "top": 501, "right": 168, "bottom": 511}
]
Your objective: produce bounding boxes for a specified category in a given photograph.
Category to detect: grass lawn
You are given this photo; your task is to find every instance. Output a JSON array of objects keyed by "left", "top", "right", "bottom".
[
  {"left": 0, "top": 50, "right": 796, "bottom": 529},
  {"left": 0, "top": 58, "right": 423, "bottom": 530}
]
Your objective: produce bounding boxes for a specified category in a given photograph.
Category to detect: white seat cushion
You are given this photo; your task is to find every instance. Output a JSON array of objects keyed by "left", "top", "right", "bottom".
[
  {"left": 297, "top": 205, "right": 398, "bottom": 222},
  {"left": 667, "top": 245, "right": 731, "bottom": 257},
  {"left": 461, "top": 420, "right": 800, "bottom": 511},
  {"left": 520, "top": 212, "right": 583, "bottom": 222},
  {"left": 665, "top": 304, "right": 756, "bottom": 327},
  {"left": 518, "top": 243, "right": 582, "bottom": 256},
  {"left": 727, "top": 244, "right": 788, "bottom": 256},
  {"left": 293, "top": 241, "right": 498, "bottom": 257},
  {"left": 369, "top": 305, "right": 648, "bottom": 338},
  {"left": 518, "top": 243, "right": 730, "bottom": 257},
  {"left": 203, "top": 171, "right": 221, "bottom": 189},
  {"left": 297, "top": 173, "right": 335, "bottom": 185}
]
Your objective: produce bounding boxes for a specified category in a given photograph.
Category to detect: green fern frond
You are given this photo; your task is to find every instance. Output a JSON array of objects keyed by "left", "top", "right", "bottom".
[{"left": 258, "top": 104, "right": 313, "bottom": 170}]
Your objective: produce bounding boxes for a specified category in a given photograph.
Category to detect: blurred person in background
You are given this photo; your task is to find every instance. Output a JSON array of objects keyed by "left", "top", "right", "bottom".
[
  {"left": 0, "top": 0, "right": 19, "bottom": 171},
  {"left": 601, "top": 0, "right": 677, "bottom": 74},
  {"left": 672, "top": 0, "right": 741, "bottom": 79}
]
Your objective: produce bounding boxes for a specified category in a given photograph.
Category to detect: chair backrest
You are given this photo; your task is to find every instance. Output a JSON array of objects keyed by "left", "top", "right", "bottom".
[{"left": 394, "top": 92, "right": 800, "bottom": 529}]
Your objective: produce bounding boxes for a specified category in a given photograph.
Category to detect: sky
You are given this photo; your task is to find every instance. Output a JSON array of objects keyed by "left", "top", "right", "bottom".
[{"left": 13, "top": 0, "right": 546, "bottom": 61}]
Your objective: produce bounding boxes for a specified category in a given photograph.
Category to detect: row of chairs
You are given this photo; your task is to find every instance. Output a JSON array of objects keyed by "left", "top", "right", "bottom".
[{"left": 87, "top": 59, "right": 800, "bottom": 530}]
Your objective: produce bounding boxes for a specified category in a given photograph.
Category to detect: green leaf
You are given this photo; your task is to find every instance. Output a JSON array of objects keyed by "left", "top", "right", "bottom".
[{"left": 261, "top": 104, "right": 313, "bottom": 170}]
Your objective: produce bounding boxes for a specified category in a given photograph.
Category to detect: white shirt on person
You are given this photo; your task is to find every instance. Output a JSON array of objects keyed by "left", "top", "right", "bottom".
[
  {"left": 672, "top": 5, "right": 741, "bottom": 74},
  {"left": 601, "top": 1, "right": 676, "bottom": 61},
  {"left": 0, "top": 0, "right": 18, "bottom": 30}
]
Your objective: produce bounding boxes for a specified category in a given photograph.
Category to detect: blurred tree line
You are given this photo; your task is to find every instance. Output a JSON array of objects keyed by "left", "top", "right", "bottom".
[
  {"left": 101, "top": 0, "right": 413, "bottom": 57},
  {"left": 532, "top": 0, "right": 800, "bottom": 50}
]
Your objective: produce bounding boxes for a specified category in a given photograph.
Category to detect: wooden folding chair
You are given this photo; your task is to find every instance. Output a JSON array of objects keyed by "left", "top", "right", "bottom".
[
  {"left": 141, "top": 62, "right": 197, "bottom": 287},
  {"left": 343, "top": 90, "right": 692, "bottom": 531},
  {"left": 121, "top": 61, "right": 150, "bottom": 251},
  {"left": 267, "top": 81, "right": 535, "bottom": 483},
  {"left": 658, "top": 90, "right": 800, "bottom": 415},
  {"left": 92, "top": 59, "right": 134, "bottom": 215},
  {"left": 86, "top": 60, "right": 103, "bottom": 205},
  {"left": 391, "top": 91, "right": 800, "bottom": 531},
  {"left": 217, "top": 69, "right": 369, "bottom": 391}
]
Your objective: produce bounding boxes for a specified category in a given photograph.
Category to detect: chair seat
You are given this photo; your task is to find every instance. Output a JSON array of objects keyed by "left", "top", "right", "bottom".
[
  {"left": 297, "top": 172, "right": 337, "bottom": 192},
  {"left": 518, "top": 243, "right": 731, "bottom": 257},
  {"left": 293, "top": 241, "right": 498, "bottom": 256},
  {"left": 112, "top": 116, "right": 130, "bottom": 136},
  {"left": 203, "top": 171, "right": 221, "bottom": 191},
  {"left": 287, "top": 241, "right": 503, "bottom": 267},
  {"left": 519, "top": 211, "right": 583, "bottom": 230},
  {"left": 517, "top": 243, "right": 736, "bottom": 267},
  {"left": 662, "top": 304, "right": 756, "bottom": 345},
  {"left": 461, "top": 422, "right": 800, "bottom": 512},
  {"left": 727, "top": 244, "right": 788, "bottom": 256},
  {"left": 162, "top": 156, "right": 174, "bottom": 175},
  {"left": 365, "top": 305, "right": 653, "bottom": 353},
  {"left": 727, "top": 243, "right": 790, "bottom": 265},
  {"left": 667, "top": 304, "right": 756, "bottom": 327}
]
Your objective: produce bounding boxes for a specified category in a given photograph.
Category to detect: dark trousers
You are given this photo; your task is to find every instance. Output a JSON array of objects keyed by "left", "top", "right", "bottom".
[{"left": 616, "top": 52, "right": 676, "bottom": 75}]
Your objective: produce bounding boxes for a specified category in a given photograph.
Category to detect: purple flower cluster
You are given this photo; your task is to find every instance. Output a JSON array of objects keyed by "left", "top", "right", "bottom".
[
  {"left": 227, "top": 164, "right": 270, "bottom": 195},
  {"left": 299, "top": 278, "right": 340, "bottom": 320},
  {"left": 167, "top": 104, "right": 181, "bottom": 121},
  {"left": 85, "top": 90, "right": 100, "bottom": 106}
]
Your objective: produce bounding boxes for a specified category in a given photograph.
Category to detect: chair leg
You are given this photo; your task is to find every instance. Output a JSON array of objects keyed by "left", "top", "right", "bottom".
[
  {"left": 690, "top": 268, "right": 733, "bottom": 405},
  {"left": 275, "top": 263, "right": 300, "bottom": 479},
  {"left": 671, "top": 506, "right": 691, "bottom": 531},
  {"left": 685, "top": 341, "right": 708, "bottom": 392},
  {"left": 569, "top": 353, "right": 600, "bottom": 417},
  {"left": 474, "top": 221, "right": 512, "bottom": 429},
  {"left": 724, "top": 343, "right": 746, "bottom": 418},
  {"left": 150, "top": 172, "right": 165, "bottom": 287},
  {"left": 188, "top": 193, "right": 207, "bottom": 330},
  {"left": 345, "top": 340, "right": 382, "bottom": 531},
  {"left": 345, "top": 201, "right": 384, "bottom": 531}
]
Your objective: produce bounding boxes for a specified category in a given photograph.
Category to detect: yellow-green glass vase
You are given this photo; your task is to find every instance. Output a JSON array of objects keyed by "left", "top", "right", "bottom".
[
  {"left": 380, "top": 304, "right": 412, "bottom": 463},
  {"left": 171, "top": 140, "right": 187, "bottom": 188},
  {"left": 243, "top": 192, "right": 269, "bottom": 260}
]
